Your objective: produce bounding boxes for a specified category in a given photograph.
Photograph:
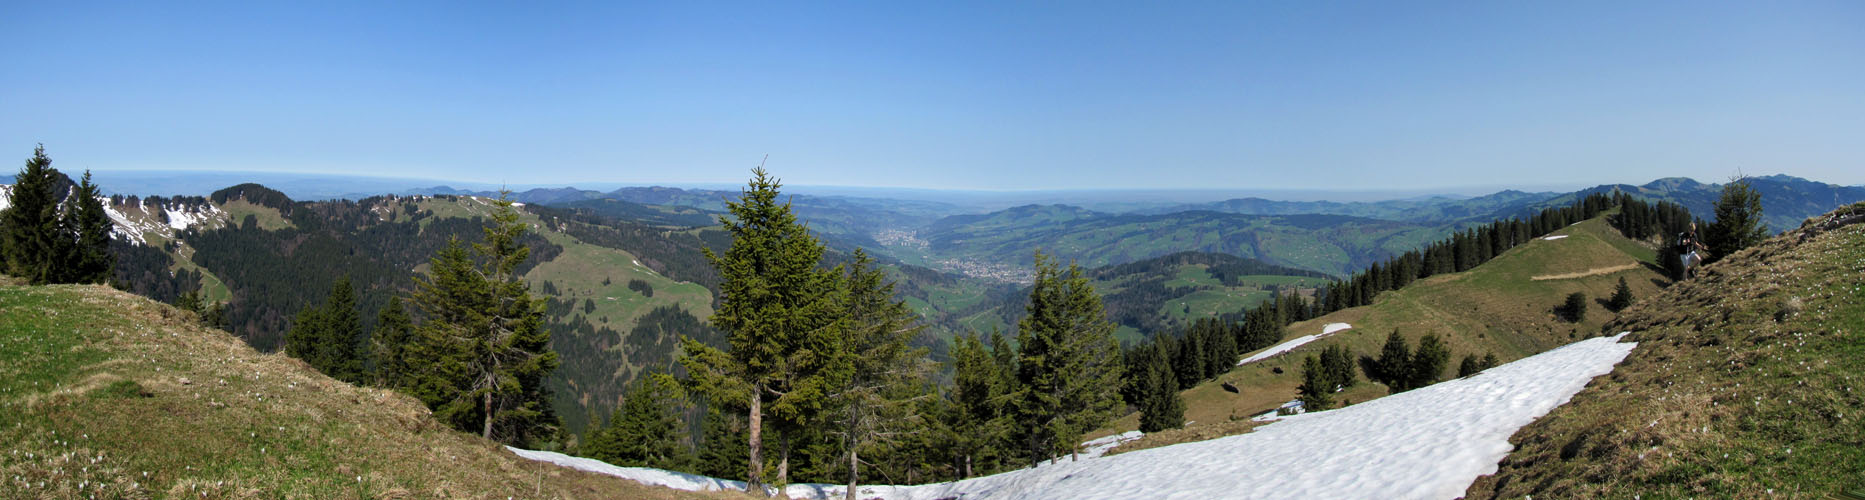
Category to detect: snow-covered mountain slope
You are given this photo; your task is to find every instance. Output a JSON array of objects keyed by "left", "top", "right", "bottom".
[
  {"left": 0, "top": 183, "right": 227, "bottom": 245},
  {"left": 513, "top": 332, "right": 1638, "bottom": 500}
]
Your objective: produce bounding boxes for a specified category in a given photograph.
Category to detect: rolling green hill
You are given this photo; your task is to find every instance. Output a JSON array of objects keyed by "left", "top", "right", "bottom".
[
  {"left": 1104, "top": 213, "right": 1671, "bottom": 433},
  {"left": 1464, "top": 202, "right": 1865, "bottom": 498},
  {"left": 0, "top": 280, "right": 737, "bottom": 499}
]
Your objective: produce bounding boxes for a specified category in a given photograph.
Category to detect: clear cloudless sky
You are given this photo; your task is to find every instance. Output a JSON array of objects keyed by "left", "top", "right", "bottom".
[{"left": 4, "top": 1, "right": 1862, "bottom": 190}]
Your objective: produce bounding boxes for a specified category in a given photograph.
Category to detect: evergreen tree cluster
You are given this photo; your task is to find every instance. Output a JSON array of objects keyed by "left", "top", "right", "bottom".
[
  {"left": 285, "top": 276, "right": 370, "bottom": 385},
  {"left": 582, "top": 373, "right": 694, "bottom": 470},
  {"left": 0, "top": 146, "right": 114, "bottom": 285},
  {"left": 1360, "top": 331, "right": 1452, "bottom": 393},
  {"left": 1457, "top": 352, "right": 1501, "bottom": 378}
]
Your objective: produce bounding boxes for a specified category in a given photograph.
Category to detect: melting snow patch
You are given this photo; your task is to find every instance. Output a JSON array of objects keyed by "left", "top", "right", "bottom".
[
  {"left": 514, "top": 333, "right": 1637, "bottom": 500},
  {"left": 1541, "top": 235, "right": 1569, "bottom": 241},
  {"left": 1239, "top": 323, "right": 1352, "bottom": 366},
  {"left": 1077, "top": 431, "right": 1143, "bottom": 460}
]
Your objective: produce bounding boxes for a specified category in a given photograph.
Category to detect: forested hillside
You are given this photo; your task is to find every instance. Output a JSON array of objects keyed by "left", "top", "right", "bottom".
[{"left": 902, "top": 205, "right": 1447, "bottom": 276}]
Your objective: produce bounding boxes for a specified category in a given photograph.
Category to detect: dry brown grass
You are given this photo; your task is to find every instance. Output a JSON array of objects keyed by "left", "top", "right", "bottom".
[{"left": 1102, "top": 419, "right": 1263, "bottom": 457}]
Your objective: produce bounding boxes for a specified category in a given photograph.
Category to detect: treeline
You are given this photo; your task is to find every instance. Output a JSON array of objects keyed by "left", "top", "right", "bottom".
[
  {"left": 0, "top": 146, "right": 113, "bottom": 285},
  {"left": 1315, "top": 193, "right": 1618, "bottom": 314}
]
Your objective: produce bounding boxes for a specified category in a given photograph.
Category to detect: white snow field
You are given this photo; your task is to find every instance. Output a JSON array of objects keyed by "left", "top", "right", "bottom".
[
  {"left": 512, "top": 332, "right": 1636, "bottom": 500},
  {"left": 1237, "top": 322, "right": 1352, "bottom": 366},
  {"left": 1541, "top": 234, "right": 1570, "bottom": 241}
]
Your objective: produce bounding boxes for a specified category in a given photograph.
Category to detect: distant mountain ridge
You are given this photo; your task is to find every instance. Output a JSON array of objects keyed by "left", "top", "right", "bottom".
[{"left": 1546, "top": 175, "right": 1865, "bottom": 234}]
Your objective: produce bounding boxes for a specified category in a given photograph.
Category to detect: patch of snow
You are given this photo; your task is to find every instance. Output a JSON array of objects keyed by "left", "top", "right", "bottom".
[
  {"left": 1077, "top": 430, "right": 1143, "bottom": 460},
  {"left": 514, "top": 333, "right": 1637, "bottom": 500},
  {"left": 1541, "top": 235, "right": 1569, "bottom": 241},
  {"left": 1239, "top": 323, "right": 1352, "bottom": 366},
  {"left": 0, "top": 184, "right": 11, "bottom": 211}
]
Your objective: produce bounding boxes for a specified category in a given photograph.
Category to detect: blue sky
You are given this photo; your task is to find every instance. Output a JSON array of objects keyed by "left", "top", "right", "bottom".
[{"left": 4, "top": 1, "right": 1861, "bottom": 191}]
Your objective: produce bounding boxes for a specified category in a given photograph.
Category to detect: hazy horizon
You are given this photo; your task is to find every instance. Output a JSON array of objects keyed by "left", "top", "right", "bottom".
[{"left": 6, "top": 2, "right": 1862, "bottom": 190}]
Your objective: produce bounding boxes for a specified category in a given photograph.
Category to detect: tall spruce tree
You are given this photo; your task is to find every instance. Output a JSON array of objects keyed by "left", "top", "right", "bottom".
[
  {"left": 285, "top": 276, "right": 367, "bottom": 385},
  {"left": 1297, "top": 354, "right": 1333, "bottom": 411},
  {"left": 1705, "top": 175, "right": 1769, "bottom": 264},
  {"left": 406, "top": 193, "right": 559, "bottom": 446},
  {"left": 1135, "top": 339, "right": 1185, "bottom": 432},
  {"left": 320, "top": 276, "right": 366, "bottom": 384},
  {"left": 831, "top": 249, "right": 931, "bottom": 500},
  {"left": 371, "top": 298, "right": 415, "bottom": 388},
  {"left": 678, "top": 168, "right": 848, "bottom": 494},
  {"left": 61, "top": 171, "right": 114, "bottom": 284},
  {"left": 2, "top": 145, "right": 62, "bottom": 284},
  {"left": 1010, "top": 251, "right": 1124, "bottom": 466}
]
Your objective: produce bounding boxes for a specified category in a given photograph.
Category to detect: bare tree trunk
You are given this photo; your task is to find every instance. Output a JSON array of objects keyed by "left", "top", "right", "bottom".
[
  {"left": 777, "top": 434, "right": 791, "bottom": 498},
  {"left": 963, "top": 454, "right": 972, "bottom": 479},
  {"left": 481, "top": 391, "right": 493, "bottom": 439},
  {"left": 844, "top": 447, "right": 859, "bottom": 500},
  {"left": 748, "top": 386, "right": 765, "bottom": 496}
]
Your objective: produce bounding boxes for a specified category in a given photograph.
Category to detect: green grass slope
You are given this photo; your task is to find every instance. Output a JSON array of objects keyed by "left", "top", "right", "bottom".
[
  {"left": 1464, "top": 203, "right": 1865, "bottom": 499},
  {"left": 1110, "top": 214, "right": 1670, "bottom": 433},
  {"left": 0, "top": 281, "right": 741, "bottom": 499}
]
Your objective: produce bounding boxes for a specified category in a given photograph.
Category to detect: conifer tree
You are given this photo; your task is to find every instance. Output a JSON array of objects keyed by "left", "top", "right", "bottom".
[
  {"left": 948, "top": 332, "right": 1009, "bottom": 477},
  {"left": 1369, "top": 330, "right": 1411, "bottom": 389},
  {"left": 372, "top": 298, "right": 415, "bottom": 388},
  {"left": 1010, "top": 251, "right": 1124, "bottom": 466},
  {"left": 1174, "top": 325, "right": 1206, "bottom": 389},
  {"left": 583, "top": 373, "right": 692, "bottom": 469},
  {"left": 1559, "top": 292, "right": 1588, "bottom": 323},
  {"left": 831, "top": 249, "right": 932, "bottom": 500},
  {"left": 1705, "top": 175, "right": 1768, "bottom": 264},
  {"left": 61, "top": 171, "right": 114, "bottom": 284},
  {"left": 2, "top": 145, "right": 62, "bottom": 284},
  {"left": 1319, "top": 344, "right": 1356, "bottom": 391},
  {"left": 320, "top": 276, "right": 366, "bottom": 384},
  {"left": 1199, "top": 318, "right": 1237, "bottom": 380},
  {"left": 285, "top": 277, "right": 368, "bottom": 384},
  {"left": 1135, "top": 339, "right": 1184, "bottom": 432},
  {"left": 1406, "top": 334, "right": 1450, "bottom": 391},
  {"left": 406, "top": 193, "right": 559, "bottom": 446},
  {"left": 678, "top": 168, "right": 848, "bottom": 494},
  {"left": 1458, "top": 355, "right": 1481, "bottom": 378},
  {"left": 696, "top": 408, "right": 752, "bottom": 480},
  {"left": 1297, "top": 354, "right": 1333, "bottom": 411},
  {"left": 1607, "top": 277, "right": 1635, "bottom": 312}
]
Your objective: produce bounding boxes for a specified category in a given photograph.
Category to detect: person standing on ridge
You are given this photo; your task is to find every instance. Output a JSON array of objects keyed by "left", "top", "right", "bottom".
[{"left": 1677, "top": 222, "right": 1708, "bottom": 279}]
